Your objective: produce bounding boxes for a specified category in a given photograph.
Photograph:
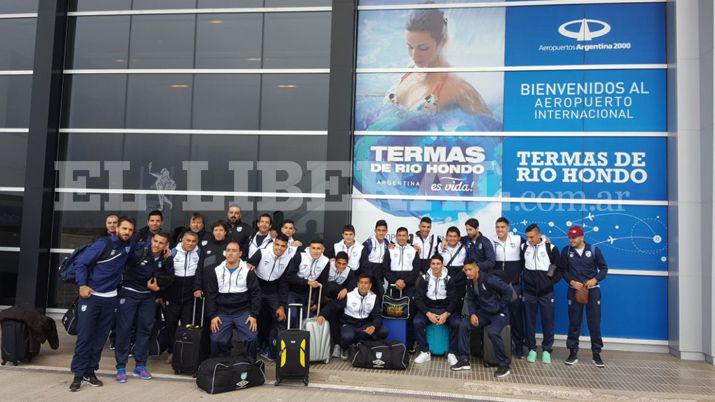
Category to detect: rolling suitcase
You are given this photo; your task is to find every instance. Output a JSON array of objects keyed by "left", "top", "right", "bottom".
[
  {"left": 382, "top": 318, "right": 407, "bottom": 344},
  {"left": 275, "top": 303, "right": 310, "bottom": 386},
  {"left": 172, "top": 298, "right": 205, "bottom": 375},
  {"left": 426, "top": 324, "right": 449, "bottom": 356},
  {"left": 302, "top": 284, "right": 331, "bottom": 364},
  {"left": 483, "top": 324, "right": 511, "bottom": 367},
  {"left": 1, "top": 320, "right": 40, "bottom": 366}
]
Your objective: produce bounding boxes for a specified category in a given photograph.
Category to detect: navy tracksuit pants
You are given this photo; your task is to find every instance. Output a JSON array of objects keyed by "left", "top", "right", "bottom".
[
  {"left": 70, "top": 295, "right": 118, "bottom": 377},
  {"left": 566, "top": 287, "right": 603, "bottom": 353},
  {"left": 457, "top": 310, "right": 510, "bottom": 368},
  {"left": 523, "top": 291, "right": 555, "bottom": 353},
  {"left": 114, "top": 290, "right": 157, "bottom": 369}
]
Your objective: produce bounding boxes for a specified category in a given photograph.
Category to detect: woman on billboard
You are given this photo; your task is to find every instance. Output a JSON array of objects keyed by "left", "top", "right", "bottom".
[{"left": 363, "top": 4, "right": 500, "bottom": 132}]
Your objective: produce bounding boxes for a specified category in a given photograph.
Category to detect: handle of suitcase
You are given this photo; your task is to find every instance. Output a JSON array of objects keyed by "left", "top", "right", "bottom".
[
  {"left": 286, "top": 303, "right": 304, "bottom": 330},
  {"left": 191, "top": 297, "right": 205, "bottom": 328},
  {"left": 306, "top": 283, "right": 323, "bottom": 319},
  {"left": 388, "top": 284, "right": 402, "bottom": 298}
]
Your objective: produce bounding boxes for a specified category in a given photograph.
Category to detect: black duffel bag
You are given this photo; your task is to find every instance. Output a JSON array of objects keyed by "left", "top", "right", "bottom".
[
  {"left": 350, "top": 340, "right": 409, "bottom": 370},
  {"left": 62, "top": 297, "right": 79, "bottom": 336},
  {"left": 196, "top": 357, "right": 266, "bottom": 394}
]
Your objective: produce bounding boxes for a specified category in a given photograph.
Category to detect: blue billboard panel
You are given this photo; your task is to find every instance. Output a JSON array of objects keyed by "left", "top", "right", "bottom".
[
  {"left": 506, "top": 2, "right": 665, "bottom": 66},
  {"left": 504, "top": 69, "right": 666, "bottom": 132},
  {"left": 501, "top": 202, "right": 667, "bottom": 271},
  {"left": 503, "top": 137, "right": 666, "bottom": 201},
  {"left": 353, "top": 135, "right": 502, "bottom": 198}
]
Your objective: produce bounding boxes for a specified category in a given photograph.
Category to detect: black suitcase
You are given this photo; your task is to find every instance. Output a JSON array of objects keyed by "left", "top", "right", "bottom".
[
  {"left": 172, "top": 299, "right": 205, "bottom": 375},
  {"left": 1, "top": 320, "right": 40, "bottom": 366},
  {"left": 196, "top": 357, "right": 266, "bottom": 394},
  {"left": 149, "top": 306, "right": 169, "bottom": 356},
  {"left": 274, "top": 303, "right": 310, "bottom": 386},
  {"left": 350, "top": 340, "right": 409, "bottom": 370},
  {"left": 482, "top": 324, "right": 511, "bottom": 367}
]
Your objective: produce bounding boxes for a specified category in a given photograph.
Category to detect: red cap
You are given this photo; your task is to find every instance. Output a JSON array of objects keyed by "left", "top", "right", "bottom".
[{"left": 568, "top": 226, "right": 584, "bottom": 238}]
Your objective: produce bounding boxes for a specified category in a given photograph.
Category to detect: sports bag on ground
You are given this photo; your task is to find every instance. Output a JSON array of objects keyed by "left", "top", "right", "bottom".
[
  {"left": 350, "top": 340, "right": 408, "bottom": 370},
  {"left": 196, "top": 356, "right": 265, "bottom": 394}
]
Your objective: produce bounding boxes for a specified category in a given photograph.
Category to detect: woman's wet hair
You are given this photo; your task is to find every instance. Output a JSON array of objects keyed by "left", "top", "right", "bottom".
[{"left": 406, "top": 2, "right": 447, "bottom": 43}]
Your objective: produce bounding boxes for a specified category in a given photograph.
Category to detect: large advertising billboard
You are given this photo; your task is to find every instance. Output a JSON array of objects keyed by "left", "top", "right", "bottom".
[{"left": 352, "top": 1, "right": 667, "bottom": 340}]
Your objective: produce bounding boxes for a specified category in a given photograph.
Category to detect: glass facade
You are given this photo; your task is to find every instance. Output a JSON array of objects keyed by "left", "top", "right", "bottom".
[
  {"left": 49, "top": 3, "right": 332, "bottom": 307},
  {"left": 0, "top": 4, "right": 35, "bottom": 305}
]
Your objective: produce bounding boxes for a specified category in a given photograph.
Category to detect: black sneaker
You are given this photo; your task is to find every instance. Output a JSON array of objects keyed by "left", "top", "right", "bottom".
[
  {"left": 82, "top": 373, "right": 104, "bottom": 387},
  {"left": 450, "top": 360, "right": 471, "bottom": 371},
  {"left": 69, "top": 377, "right": 82, "bottom": 392},
  {"left": 494, "top": 366, "right": 510, "bottom": 378},
  {"left": 592, "top": 353, "right": 605, "bottom": 368},
  {"left": 565, "top": 350, "right": 578, "bottom": 365}
]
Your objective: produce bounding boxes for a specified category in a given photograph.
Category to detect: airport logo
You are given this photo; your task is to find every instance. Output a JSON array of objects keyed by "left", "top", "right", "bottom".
[{"left": 558, "top": 19, "right": 611, "bottom": 41}]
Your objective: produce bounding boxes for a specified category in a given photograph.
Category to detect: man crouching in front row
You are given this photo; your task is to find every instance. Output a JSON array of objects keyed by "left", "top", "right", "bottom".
[
  {"left": 452, "top": 261, "right": 513, "bottom": 378},
  {"left": 206, "top": 241, "right": 262, "bottom": 359}
]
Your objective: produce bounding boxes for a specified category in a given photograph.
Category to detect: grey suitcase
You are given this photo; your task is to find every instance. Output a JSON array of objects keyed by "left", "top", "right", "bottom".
[
  {"left": 302, "top": 284, "right": 331, "bottom": 364},
  {"left": 483, "top": 324, "right": 511, "bottom": 367}
]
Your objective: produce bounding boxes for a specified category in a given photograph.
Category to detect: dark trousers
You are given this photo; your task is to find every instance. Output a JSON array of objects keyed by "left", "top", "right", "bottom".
[
  {"left": 339, "top": 322, "right": 389, "bottom": 349},
  {"left": 286, "top": 291, "right": 308, "bottom": 328},
  {"left": 165, "top": 298, "right": 196, "bottom": 353},
  {"left": 413, "top": 308, "right": 460, "bottom": 354},
  {"left": 258, "top": 293, "right": 284, "bottom": 357},
  {"left": 567, "top": 287, "right": 603, "bottom": 353},
  {"left": 523, "top": 291, "right": 555, "bottom": 353},
  {"left": 210, "top": 311, "right": 257, "bottom": 359},
  {"left": 70, "top": 295, "right": 118, "bottom": 377},
  {"left": 114, "top": 291, "right": 157, "bottom": 369},
  {"left": 457, "top": 311, "right": 510, "bottom": 368},
  {"left": 509, "top": 285, "right": 525, "bottom": 356},
  {"left": 326, "top": 304, "right": 343, "bottom": 345}
]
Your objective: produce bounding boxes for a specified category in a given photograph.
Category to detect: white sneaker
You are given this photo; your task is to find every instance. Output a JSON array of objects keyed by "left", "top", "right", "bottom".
[
  {"left": 414, "top": 351, "right": 431, "bottom": 364},
  {"left": 332, "top": 345, "right": 342, "bottom": 358},
  {"left": 165, "top": 354, "right": 172, "bottom": 365},
  {"left": 447, "top": 353, "right": 458, "bottom": 367}
]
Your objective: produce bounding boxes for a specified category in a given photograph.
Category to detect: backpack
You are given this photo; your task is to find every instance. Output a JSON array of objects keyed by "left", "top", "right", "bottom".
[{"left": 58, "top": 237, "right": 114, "bottom": 283}]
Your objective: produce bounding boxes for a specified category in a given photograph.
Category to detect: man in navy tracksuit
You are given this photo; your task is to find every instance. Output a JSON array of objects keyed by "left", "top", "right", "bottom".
[
  {"left": 562, "top": 225, "right": 608, "bottom": 368},
  {"left": 521, "top": 224, "right": 561, "bottom": 365},
  {"left": 207, "top": 241, "right": 262, "bottom": 359},
  {"left": 359, "top": 220, "right": 390, "bottom": 297},
  {"left": 164, "top": 231, "right": 202, "bottom": 361},
  {"left": 384, "top": 227, "right": 420, "bottom": 352},
  {"left": 462, "top": 218, "right": 496, "bottom": 274},
  {"left": 69, "top": 217, "right": 137, "bottom": 392},
  {"left": 285, "top": 239, "right": 330, "bottom": 325},
  {"left": 323, "top": 251, "right": 357, "bottom": 358},
  {"left": 492, "top": 217, "right": 525, "bottom": 359},
  {"left": 319, "top": 273, "right": 388, "bottom": 357},
  {"left": 114, "top": 231, "right": 173, "bottom": 383},
  {"left": 134, "top": 210, "right": 164, "bottom": 247},
  {"left": 247, "top": 233, "right": 293, "bottom": 360},
  {"left": 452, "top": 260, "right": 513, "bottom": 378}
]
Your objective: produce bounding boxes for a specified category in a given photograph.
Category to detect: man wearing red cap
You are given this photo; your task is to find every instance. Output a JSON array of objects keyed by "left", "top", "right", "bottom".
[{"left": 561, "top": 225, "right": 608, "bottom": 368}]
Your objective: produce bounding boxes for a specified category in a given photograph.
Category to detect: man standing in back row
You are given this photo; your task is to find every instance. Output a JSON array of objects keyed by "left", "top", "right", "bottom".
[{"left": 562, "top": 226, "right": 608, "bottom": 368}]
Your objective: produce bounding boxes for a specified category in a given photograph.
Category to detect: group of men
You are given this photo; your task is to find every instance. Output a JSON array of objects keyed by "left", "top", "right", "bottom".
[{"left": 68, "top": 205, "right": 607, "bottom": 391}]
